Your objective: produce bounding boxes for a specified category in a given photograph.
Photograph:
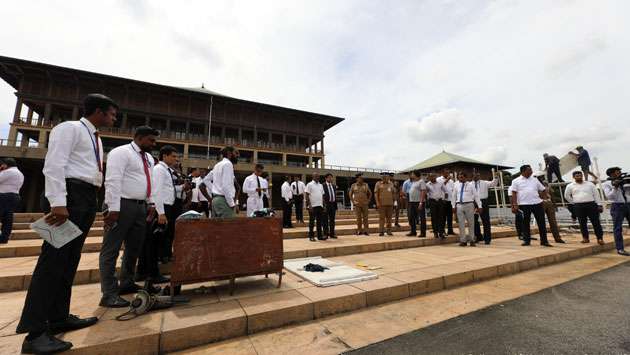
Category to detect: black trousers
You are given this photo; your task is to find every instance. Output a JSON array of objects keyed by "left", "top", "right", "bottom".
[
  {"left": 428, "top": 199, "right": 444, "bottom": 237},
  {"left": 160, "top": 202, "right": 181, "bottom": 259},
  {"left": 520, "top": 203, "right": 548, "bottom": 244},
  {"left": 0, "top": 192, "right": 20, "bottom": 242},
  {"left": 308, "top": 206, "right": 325, "bottom": 239},
  {"left": 547, "top": 164, "right": 563, "bottom": 182},
  {"left": 474, "top": 199, "right": 491, "bottom": 243},
  {"left": 17, "top": 180, "right": 97, "bottom": 334},
  {"left": 200, "top": 200, "right": 209, "bottom": 217},
  {"left": 324, "top": 204, "right": 337, "bottom": 237},
  {"left": 263, "top": 195, "right": 269, "bottom": 208},
  {"left": 282, "top": 199, "right": 293, "bottom": 227},
  {"left": 136, "top": 213, "right": 160, "bottom": 279},
  {"left": 408, "top": 202, "right": 418, "bottom": 235},
  {"left": 443, "top": 200, "right": 454, "bottom": 233},
  {"left": 574, "top": 202, "right": 603, "bottom": 240},
  {"left": 514, "top": 210, "right": 524, "bottom": 237},
  {"left": 294, "top": 195, "right": 304, "bottom": 222}
]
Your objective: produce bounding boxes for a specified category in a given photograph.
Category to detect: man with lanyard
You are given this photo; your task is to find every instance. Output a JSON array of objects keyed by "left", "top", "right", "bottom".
[
  {"left": 211, "top": 146, "right": 239, "bottom": 218},
  {"left": 99, "top": 126, "right": 159, "bottom": 307},
  {"left": 603, "top": 167, "right": 630, "bottom": 255},
  {"left": 281, "top": 176, "right": 294, "bottom": 228},
  {"left": 451, "top": 172, "right": 482, "bottom": 246},
  {"left": 0, "top": 158, "right": 24, "bottom": 243},
  {"left": 291, "top": 176, "right": 306, "bottom": 223},
  {"left": 243, "top": 164, "right": 266, "bottom": 216},
  {"left": 472, "top": 172, "right": 498, "bottom": 244},
  {"left": 152, "top": 145, "right": 186, "bottom": 263},
  {"left": 17, "top": 94, "right": 116, "bottom": 353}
]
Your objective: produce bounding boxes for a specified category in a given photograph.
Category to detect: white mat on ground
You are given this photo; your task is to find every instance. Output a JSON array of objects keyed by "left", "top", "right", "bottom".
[{"left": 284, "top": 256, "right": 378, "bottom": 287}]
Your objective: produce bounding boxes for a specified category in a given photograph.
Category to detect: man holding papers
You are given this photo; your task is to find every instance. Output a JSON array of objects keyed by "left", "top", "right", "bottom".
[{"left": 16, "top": 94, "right": 117, "bottom": 354}]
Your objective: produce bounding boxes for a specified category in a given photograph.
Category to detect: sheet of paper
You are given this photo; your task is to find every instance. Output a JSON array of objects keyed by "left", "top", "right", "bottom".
[{"left": 30, "top": 217, "right": 83, "bottom": 249}]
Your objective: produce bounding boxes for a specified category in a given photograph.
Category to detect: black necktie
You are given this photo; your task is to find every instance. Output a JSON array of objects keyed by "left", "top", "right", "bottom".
[
  {"left": 329, "top": 184, "right": 334, "bottom": 202},
  {"left": 168, "top": 168, "right": 177, "bottom": 200},
  {"left": 257, "top": 176, "right": 262, "bottom": 197}
]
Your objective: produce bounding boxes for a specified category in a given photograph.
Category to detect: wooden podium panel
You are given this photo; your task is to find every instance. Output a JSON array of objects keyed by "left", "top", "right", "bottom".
[{"left": 170, "top": 218, "right": 283, "bottom": 292}]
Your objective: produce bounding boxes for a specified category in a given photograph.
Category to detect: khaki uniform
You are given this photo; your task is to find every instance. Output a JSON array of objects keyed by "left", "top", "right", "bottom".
[
  {"left": 350, "top": 182, "right": 372, "bottom": 233},
  {"left": 375, "top": 181, "right": 395, "bottom": 233},
  {"left": 542, "top": 186, "right": 562, "bottom": 241}
]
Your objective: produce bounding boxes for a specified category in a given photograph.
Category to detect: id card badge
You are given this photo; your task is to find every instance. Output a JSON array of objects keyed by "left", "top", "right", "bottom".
[{"left": 95, "top": 171, "right": 104, "bottom": 186}]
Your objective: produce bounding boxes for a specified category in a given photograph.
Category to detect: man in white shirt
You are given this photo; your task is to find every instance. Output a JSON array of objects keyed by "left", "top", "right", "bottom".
[
  {"left": 291, "top": 176, "right": 306, "bottom": 223},
  {"left": 451, "top": 172, "right": 482, "bottom": 246},
  {"left": 281, "top": 176, "right": 294, "bottom": 228},
  {"left": 189, "top": 168, "right": 203, "bottom": 213},
  {"left": 211, "top": 146, "right": 239, "bottom": 217},
  {"left": 197, "top": 169, "right": 210, "bottom": 217},
  {"left": 243, "top": 164, "right": 266, "bottom": 217},
  {"left": 99, "top": 126, "right": 158, "bottom": 308},
  {"left": 472, "top": 173, "right": 498, "bottom": 244},
  {"left": 17, "top": 94, "right": 117, "bottom": 353},
  {"left": 305, "top": 173, "right": 326, "bottom": 241},
  {"left": 510, "top": 165, "right": 552, "bottom": 247},
  {"left": 0, "top": 158, "right": 24, "bottom": 243},
  {"left": 199, "top": 169, "right": 214, "bottom": 217},
  {"left": 426, "top": 174, "right": 447, "bottom": 239},
  {"left": 565, "top": 171, "right": 604, "bottom": 244},
  {"left": 437, "top": 170, "right": 455, "bottom": 235},
  {"left": 603, "top": 167, "right": 630, "bottom": 255},
  {"left": 261, "top": 171, "right": 271, "bottom": 208}
]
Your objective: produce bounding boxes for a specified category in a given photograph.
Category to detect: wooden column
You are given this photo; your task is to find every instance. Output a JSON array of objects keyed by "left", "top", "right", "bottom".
[
  {"left": 183, "top": 143, "right": 189, "bottom": 159},
  {"left": 253, "top": 150, "right": 258, "bottom": 163},
  {"left": 26, "top": 107, "right": 34, "bottom": 125},
  {"left": 308, "top": 156, "right": 313, "bottom": 168},
  {"left": 43, "top": 103, "right": 52, "bottom": 126},
  {"left": 13, "top": 97, "right": 23, "bottom": 123},
  {"left": 320, "top": 136, "right": 324, "bottom": 155},
  {"left": 308, "top": 137, "right": 312, "bottom": 153},
  {"left": 185, "top": 121, "right": 190, "bottom": 140}
]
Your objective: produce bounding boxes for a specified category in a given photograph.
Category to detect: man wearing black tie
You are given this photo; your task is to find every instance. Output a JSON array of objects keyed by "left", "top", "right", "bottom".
[
  {"left": 17, "top": 94, "right": 117, "bottom": 354},
  {"left": 99, "top": 126, "right": 159, "bottom": 307},
  {"left": 323, "top": 173, "right": 338, "bottom": 239},
  {"left": 291, "top": 176, "right": 306, "bottom": 223}
]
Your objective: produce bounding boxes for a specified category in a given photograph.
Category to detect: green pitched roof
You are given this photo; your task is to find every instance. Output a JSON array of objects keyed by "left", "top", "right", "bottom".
[{"left": 401, "top": 151, "right": 512, "bottom": 172}]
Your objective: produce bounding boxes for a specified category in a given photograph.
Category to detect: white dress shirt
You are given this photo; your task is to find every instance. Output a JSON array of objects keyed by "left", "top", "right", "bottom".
[
  {"left": 436, "top": 176, "right": 454, "bottom": 199},
  {"left": 210, "top": 158, "right": 236, "bottom": 207},
  {"left": 104, "top": 141, "right": 154, "bottom": 212},
  {"left": 510, "top": 175, "right": 545, "bottom": 205},
  {"left": 243, "top": 173, "right": 264, "bottom": 199},
  {"left": 191, "top": 176, "right": 204, "bottom": 203},
  {"left": 152, "top": 161, "right": 177, "bottom": 215},
  {"left": 473, "top": 178, "right": 498, "bottom": 199},
  {"left": 564, "top": 181, "right": 601, "bottom": 205},
  {"left": 0, "top": 167, "right": 24, "bottom": 194},
  {"left": 43, "top": 117, "right": 104, "bottom": 207},
  {"left": 426, "top": 181, "right": 446, "bottom": 200},
  {"left": 201, "top": 170, "right": 214, "bottom": 198},
  {"left": 261, "top": 178, "right": 270, "bottom": 198},
  {"left": 281, "top": 181, "right": 293, "bottom": 202},
  {"left": 602, "top": 181, "right": 628, "bottom": 204},
  {"left": 451, "top": 181, "right": 482, "bottom": 207},
  {"left": 291, "top": 181, "right": 306, "bottom": 196},
  {"left": 305, "top": 180, "right": 325, "bottom": 208}
]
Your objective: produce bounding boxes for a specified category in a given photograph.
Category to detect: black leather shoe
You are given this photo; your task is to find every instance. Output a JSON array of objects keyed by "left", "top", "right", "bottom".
[
  {"left": 555, "top": 239, "right": 566, "bottom": 244},
  {"left": 118, "top": 283, "right": 141, "bottom": 295},
  {"left": 99, "top": 295, "right": 130, "bottom": 308},
  {"left": 541, "top": 243, "right": 553, "bottom": 247},
  {"left": 617, "top": 250, "right": 630, "bottom": 256},
  {"left": 379, "top": 233, "right": 385, "bottom": 236},
  {"left": 309, "top": 237, "right": 317, "bottom": 242},
  {"left": 364, "top": 232, "right": 370, "bottom": 236},
  {"left": 459, "top": 242, "right": 467, "bottom": 247},
  {"left": 330, "top": 235, "right": 337, "bottom": 239},
  {"left": 484, "top": 241, "right": 491, "bottom": 245},
  {"left": 521, "top": 242, "right": 531, "bottom": 246},
  {"left": 419, "top": 234, "right": 426, "bottom": 238},
  {"left": 406, "top": 232, "right": 417, "bottom": 237},
  {"left": 22, "top": 332, "right": 72, "bottom": 354},
  {"left": 49, "top": 314, "right": 98, "bottom": 334},
  {"left": 469, "top": 242, "right": 476, "bottom": 247},
  {"left": 530, "top": 237, "right": 538, "bottom": 241},
  {"left": 387, "top": 232, "right": 393, "bottom": 236}
]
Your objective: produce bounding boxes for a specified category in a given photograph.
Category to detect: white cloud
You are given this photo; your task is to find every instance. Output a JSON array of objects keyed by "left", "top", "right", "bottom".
[{"left": 405, "top": 109, "right": 469, "bottom": 144}]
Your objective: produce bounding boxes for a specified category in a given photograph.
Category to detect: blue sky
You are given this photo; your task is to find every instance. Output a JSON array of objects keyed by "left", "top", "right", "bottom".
[{"left": 1, "top": 0, "right": 629, "bottom": 174}]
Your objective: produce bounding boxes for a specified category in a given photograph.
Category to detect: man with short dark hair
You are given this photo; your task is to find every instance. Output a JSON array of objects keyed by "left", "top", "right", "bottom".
[
  {"left": 291, "top": 176, "right": 306, "bottom": 223},
  {"left": 436, "top": 170, "right": 455, "bottom": 235},
  {"left": 406, "top": 170, "right": 427, "bottom": 237},
  {"left": 472, "top": 172, "right": 498, "bottom": 244},
  {"left": 281, "top": 176, "right": 293, "bottom": 228},
  {"left": 0, "top": 157, "right": 24, "bottom": 243},
  {"left": 323, "top": 173, "right": 338, "bottom": 238},
  {"left": 603, "top": 167, "right": 630, "bottom": 255},
  {"left": 569, "top": 146, "right": 598, "bottom": 181},
  {"left": 305, "top": 173, "right": 326, "bottom": 241},
  {"left": 426, "top": 174, "right": 447, "bottom": 239},
  {"left": 17, "top": 94, "right": 117, "bottom": 353},
  {"left": 510, "top": 165, "right": 552, "bottom": 247},
  {"left": 452, "top": 172, "right": 482, "bottom": 246},
  {"left": 243, "top": 164, "right": 265, "bottom": 216},
  {"left": 261, "top": 171, "right": 271, "bottom": 208},
  {"left": 211, "top": 146, "right": 239, "bottom": 217},
  {"left": 99, "top": 126, "right": 159, "bottom": 308},
  {"left": 565, "top": 171, "right": 604, "bottom": 245}
]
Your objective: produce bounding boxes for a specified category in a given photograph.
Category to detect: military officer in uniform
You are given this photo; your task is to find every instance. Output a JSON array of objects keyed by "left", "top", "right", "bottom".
[
  {"left": 350, "top": 173, "right": 372, "bottom": 235},
  {"left": 375, "top": 172, "right": 396, "bottom": 236}
]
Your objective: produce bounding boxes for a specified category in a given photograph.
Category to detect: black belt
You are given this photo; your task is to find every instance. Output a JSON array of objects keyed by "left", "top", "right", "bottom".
[
  {"left": 122, "top": 198, "right": 146, "bottom": 205},
  {"left": 456, "top": 201, "right": 474, "bottom": 205},
  {"left": 66, "top": 178, "right": 98, "bottom": 189}
]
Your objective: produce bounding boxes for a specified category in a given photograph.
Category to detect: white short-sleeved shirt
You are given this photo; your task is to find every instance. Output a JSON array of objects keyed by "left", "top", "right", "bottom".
[
  {"left": 305, "top": 181, "right": 325, "bottom": 208},
  {"left": 510, "top": 176, "right": 545, "bottom": 205}
]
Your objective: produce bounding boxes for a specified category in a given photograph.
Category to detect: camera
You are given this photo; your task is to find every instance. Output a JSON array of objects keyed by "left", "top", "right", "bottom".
[{"left": 607, "top": 172, "right": 630, "bottom": 187}]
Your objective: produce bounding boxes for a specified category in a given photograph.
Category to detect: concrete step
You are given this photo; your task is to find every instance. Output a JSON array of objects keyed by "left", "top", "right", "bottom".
[
  {"left": 0, "top": 233, "right": 623, "bottom": 354},
  {"left": 0, "top": 227, "right": 521, "bottom": 292}
]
